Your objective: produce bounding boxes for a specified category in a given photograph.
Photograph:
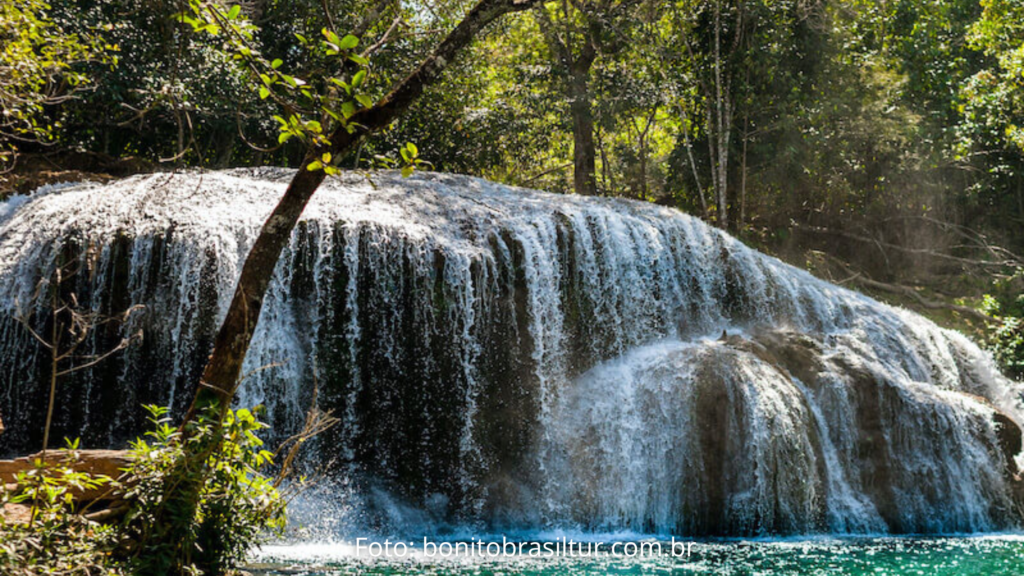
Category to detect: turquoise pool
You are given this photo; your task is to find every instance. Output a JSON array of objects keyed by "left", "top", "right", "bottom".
[{"left": 247, "top": 535, "right": 1024, "bottom": 575}]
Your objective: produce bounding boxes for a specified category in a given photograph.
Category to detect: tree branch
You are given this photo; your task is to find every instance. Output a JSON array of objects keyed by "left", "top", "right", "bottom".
[
  {"left": 188, "top": 0, "right": 541, "bottom": 422},
  {"left": 792, "top": 221, "right": 1021, "bottom": 269}
]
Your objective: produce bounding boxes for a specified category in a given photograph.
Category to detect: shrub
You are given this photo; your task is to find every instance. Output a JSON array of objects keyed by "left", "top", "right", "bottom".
[
  {"left": 0, "top": 440, "right": 118, "bottom": 576},
  {"left": 1, "top": 405, "right": 286, "bottom": 576},
  {"left": 983, "top": 269, "right": 1024, "bottom": 381},
  {"left": 990, "top": 316, "right": 1024, "bottom": 381},
  {"left": 117, "top": 405, "right": 286, "bottom": 575}
]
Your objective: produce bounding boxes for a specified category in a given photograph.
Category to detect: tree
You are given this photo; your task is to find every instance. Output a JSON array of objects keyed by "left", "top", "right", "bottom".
[
  {"left": 958, "top": 0, "right": 1024, "bottom": 222},
  {"left": 534, "top": 0, "right": 644, "bottom": 196},
  {"left": 0, "top": 0, "right": 107, "bottom": 171},
  {"left": 107, "top": 2, "right": 541, "bottom": 567},
  {"left": 663, "top": 0, "right": 827, "bottom": 230},
  {"left": 181, "top": 0, "right": 541, "bottom": 424}
]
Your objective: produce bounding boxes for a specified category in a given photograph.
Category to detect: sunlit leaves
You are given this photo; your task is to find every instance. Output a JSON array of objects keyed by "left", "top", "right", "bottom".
[
  {"left": 178, "top": 2, "right": 377, "bottom": 154},
  {"left": 307, "top": 152, "right": 339, "bottom": 175},
  {"left": 961, "top": 0, "right": 1024, "bottom": 157},
  {"left": 0, "top": 0, "right": 111, "bottom": 167},
  {"left": 119, "top": 403, "right": 287, "bottom": 573}
]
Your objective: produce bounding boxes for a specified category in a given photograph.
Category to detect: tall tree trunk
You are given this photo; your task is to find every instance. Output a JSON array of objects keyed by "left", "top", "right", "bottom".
[
  {"left": 705, "top": 104, "right": 718, "bottom": 212},
  {"left": 185, "top": 0, "right": 541, "bottom": 422},
  {"left": 681, "top": 116, "right": 707, "bottom": 216},
  {"left": 569, "top": 64, "right": 598, "bottom": 196},
  {"left": 596, "top": 125, "right": 611, "bottom": 191},
  {"left": 1017, "top": 178, "right": 1023, "bottom": 221},
  {"left": 739, "top": 112, "right": 748, "bottom": 229},
  {"left": 713, "top": 0, "right": 729, "bottom": 230},
  {"left": 534, "top": 5, "right": 599, "bottom": 196},
  {"left": 716, "top": 98, "right": 731, "bottom": 229},
  {"left": 633, "top": 108, "right": 656, "bottom": 200}
]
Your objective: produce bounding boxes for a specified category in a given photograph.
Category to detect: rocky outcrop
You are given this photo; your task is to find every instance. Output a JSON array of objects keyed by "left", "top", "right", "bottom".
[{"left": 723, "top": 328, "right": 1024, "bottom": 525}]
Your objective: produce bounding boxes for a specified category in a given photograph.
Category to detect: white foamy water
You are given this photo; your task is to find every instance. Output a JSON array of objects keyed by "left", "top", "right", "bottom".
[{"left": 0, "top": 169, "right": 1021, "bottom": 536}]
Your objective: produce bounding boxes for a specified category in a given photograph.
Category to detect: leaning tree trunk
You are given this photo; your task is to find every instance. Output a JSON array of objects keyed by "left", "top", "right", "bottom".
[
  {"left": 149, "top": 3, "right": 543, "bottom": 571},
  {"left": 186, "top": 0, "right": 541, "bottom": 421}
]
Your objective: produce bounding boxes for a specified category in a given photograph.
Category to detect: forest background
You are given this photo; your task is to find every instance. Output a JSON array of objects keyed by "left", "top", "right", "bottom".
[{"left": 2, "top": 0, "right": 1023, "bottom": 377}]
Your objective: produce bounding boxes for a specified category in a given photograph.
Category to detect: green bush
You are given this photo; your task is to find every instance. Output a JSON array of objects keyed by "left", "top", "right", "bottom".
[
  {"left": 1, "top": 406, "right": 285, "bottom": 576},
  {"left": 118, "top": 405, "right": 286, "bottom": 575},
  {"left": 0, "top": 440, "right": 118, "bottom": 576},
  {"left": 990, "top": 316, "right": 1024, "bottom": 381},
  {"left": 983, "top": 269, "right": 1024, "bottom": 381}
]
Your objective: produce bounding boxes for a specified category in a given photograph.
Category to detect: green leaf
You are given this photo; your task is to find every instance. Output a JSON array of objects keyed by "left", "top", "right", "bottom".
[
  {"left": 322, "top": 28, "right": 340, "bottom": 45},
  {"left": 271, "top": 58, "right": 283, "bottom": 69},
  {"left": 352, "top": 69, "right": 367, "bottom": 88},
  {"left": 227, "top": 5, "right": 241, "bottom": 19},
  {"left": 339, "top": 34, "right": 359, "bottom": 50},
  {"left": 330, "top": 78, "right": 352, "bottom": 94},
  {"left": 259, "top": 86, "right": 270, "bottom": 99}
]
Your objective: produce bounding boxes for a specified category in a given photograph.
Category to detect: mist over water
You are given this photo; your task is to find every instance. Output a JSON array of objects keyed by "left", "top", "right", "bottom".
[{"left": 1, "top": 169, "right": 1022, "bottom": 537}]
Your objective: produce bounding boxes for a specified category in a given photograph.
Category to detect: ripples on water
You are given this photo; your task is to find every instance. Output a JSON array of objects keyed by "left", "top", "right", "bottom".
[{"left": 249, "top": 536, "right": 1024, "bottom": 575}]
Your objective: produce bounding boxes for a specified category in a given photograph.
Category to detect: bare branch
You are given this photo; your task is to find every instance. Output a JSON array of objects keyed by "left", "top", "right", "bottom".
[{"left": 792, "top": 221, "right": 1021, "bottom": 269}]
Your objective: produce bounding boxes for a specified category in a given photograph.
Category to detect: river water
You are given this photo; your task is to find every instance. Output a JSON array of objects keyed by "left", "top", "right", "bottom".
[{"left": 248, "top": 535, "right": 1024, "bottom": 575}]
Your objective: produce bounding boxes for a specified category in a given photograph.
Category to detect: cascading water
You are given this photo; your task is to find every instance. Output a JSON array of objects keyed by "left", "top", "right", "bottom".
[{"left": 1, "top": 168, "right": 1022, "bottom": 536}]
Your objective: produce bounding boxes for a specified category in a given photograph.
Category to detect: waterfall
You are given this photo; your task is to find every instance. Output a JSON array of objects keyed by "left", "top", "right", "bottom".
[{"left": 1, "top": 168, "right": 1022, "bottom": 536}]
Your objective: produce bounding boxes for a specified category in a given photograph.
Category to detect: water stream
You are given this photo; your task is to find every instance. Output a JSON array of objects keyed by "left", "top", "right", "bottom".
[{"left": 1, "top": 169, "right": 1022, "bottom": 539}]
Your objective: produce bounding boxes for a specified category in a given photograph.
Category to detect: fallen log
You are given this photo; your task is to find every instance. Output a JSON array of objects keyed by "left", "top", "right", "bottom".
[
  {"left": 0, "top": 449, "right": 133, "bottom": 524},
  {"left": 0, "top": 449, "right": 132, "bottom": 500}
]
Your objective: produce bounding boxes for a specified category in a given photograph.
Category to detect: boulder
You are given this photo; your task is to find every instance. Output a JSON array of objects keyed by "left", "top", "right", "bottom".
[{"left": 721, "top": 327, "right": 1024, "bottom": 527}]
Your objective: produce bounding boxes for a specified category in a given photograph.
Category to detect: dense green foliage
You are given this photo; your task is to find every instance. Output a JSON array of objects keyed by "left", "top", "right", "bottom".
[
  {"left": 0, "top": 0, "right": 109, "bottom": 168},
  {"left": 983, "top": 270, "right": 1024, "bottom": 380},
  {"left": 3, "top": 0, "right": 1019, "bottom": 237},
  {"left": 118, "top": 405, "right": 285, "bottom": 575},
  {"left": 0, "top": 440, "right": 117, "bottom": 575},
  {"left": 0, "top": 407, "right": 284, "bottom": 576}
]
